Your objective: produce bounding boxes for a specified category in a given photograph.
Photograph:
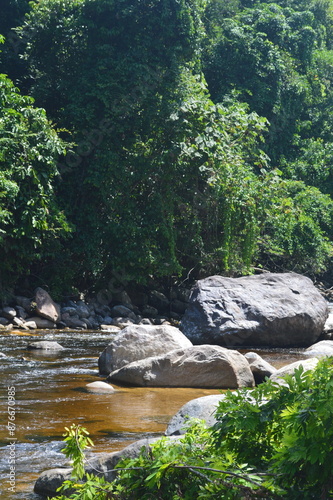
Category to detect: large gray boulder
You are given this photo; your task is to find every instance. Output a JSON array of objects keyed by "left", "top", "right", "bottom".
[
  {"left": 165, "top": 394, "right": 226, "bottom": 435},
  {"left": 107, "top": 345, "right": 255, "bottom": 388},
  {"left": 98, "top": 324, "right": 193, "bottom": 375},
  {"left": 181, "top": 273, "right": 328, "bottom": 347}
]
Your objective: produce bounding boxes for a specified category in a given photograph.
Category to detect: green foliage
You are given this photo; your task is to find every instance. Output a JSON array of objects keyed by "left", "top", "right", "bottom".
[
  {"left": 53, "top": 359, "right": 333, "bottom": 499},
  {"left": 0, "top": 73, "right": 70, "bottom": 292},
  {"left": 257, "top": 170, "right": 333, "bottom": 274},
  {"left": 61, "top": 424, "right": 94, "bottom": 480},
  {"left": 53, "top": 420, "right": 278, "bottom": 500},
  {"left": 0, "top": 1, "right": 32, "bottom": 88},
  {"left": 55, "top": 424, "right": 111, "bottom": 500},
  {"left": 203, "top": 0, "right": 333, "bottom": 162},
  {"left": 0, "top": 0, "right": 333, "bottom": 292},
  {"left": 15, "top": 0, "right": 209, "bottom": 289},
  {"left": 213, "top": 357, "right": 333, "bottom": 498},
  {"left": 0, "top": 0, "right": 30, "bottom": 36}
]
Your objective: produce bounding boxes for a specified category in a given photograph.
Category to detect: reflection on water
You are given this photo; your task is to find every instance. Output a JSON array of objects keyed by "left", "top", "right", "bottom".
[{"left": 0, "top": 330, "right": 225, "bottom": 499}]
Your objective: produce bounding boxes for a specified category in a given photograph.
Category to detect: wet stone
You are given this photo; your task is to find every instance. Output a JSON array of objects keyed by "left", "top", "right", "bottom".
[{"left": 27, "top": 341, "right": 65, "bottom": 351}]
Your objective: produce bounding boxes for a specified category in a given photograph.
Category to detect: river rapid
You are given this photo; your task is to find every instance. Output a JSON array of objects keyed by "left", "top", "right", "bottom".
[{"left": 0, "top": 329, "right": 307, "bottom": 499}]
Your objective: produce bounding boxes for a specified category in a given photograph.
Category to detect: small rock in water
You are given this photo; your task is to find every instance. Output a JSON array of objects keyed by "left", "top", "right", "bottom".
[
  {"left": 305, "top": 340, "right": 333, "bottom": 357},
  {"left": 244, "top": 351, "right": 277, "bottom": 384},
  {"left": 100, "top": 324, "right": 121, "bottom": 332},
  {"left": 27, "top": 341, "right": 65, "bottom": 351},
  {"left": 86, "top": 381, "right": 116, "bottom": 393}
]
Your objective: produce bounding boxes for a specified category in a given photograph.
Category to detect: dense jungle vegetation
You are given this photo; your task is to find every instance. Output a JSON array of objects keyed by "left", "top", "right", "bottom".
[{"left": 2, "top": 0, "right": 333, "bottom": 297}]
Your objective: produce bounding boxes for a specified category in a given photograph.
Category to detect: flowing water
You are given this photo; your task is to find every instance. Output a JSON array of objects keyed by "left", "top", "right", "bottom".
[{"left": 0, "top": 329, "right": 307, "bottom": 499}]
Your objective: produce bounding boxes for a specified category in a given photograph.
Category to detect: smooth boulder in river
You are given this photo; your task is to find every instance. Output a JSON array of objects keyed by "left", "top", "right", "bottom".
[
  {"left": 181, "top": 272, "right": 328, "bottom": 347},
  {"left": 107, "top": 345, "right": 255, "bottom": 388},
  {"left": 99, "top": 324, "right": 192, "bottom": 375},
  {"left": 85, "top": 381, "right": 116, "bottom": 393},
  {"left": 165, "top": 394, "right": 226, "bottom": 435}
]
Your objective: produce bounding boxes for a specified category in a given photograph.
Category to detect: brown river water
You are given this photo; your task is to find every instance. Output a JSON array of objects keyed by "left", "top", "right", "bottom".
[{"left": 0, "top": 329, "right": 307, "bottom": 499}]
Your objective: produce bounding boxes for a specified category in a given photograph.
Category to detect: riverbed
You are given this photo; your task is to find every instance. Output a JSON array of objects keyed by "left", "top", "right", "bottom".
[{"left": 0, "top": 329, "right": 307, "bottom": 499}]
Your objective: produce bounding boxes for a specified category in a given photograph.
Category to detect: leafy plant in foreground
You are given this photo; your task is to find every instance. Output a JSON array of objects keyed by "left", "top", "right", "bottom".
[{"left": 213, "top": 357, "right": 333, "bottom": 498}]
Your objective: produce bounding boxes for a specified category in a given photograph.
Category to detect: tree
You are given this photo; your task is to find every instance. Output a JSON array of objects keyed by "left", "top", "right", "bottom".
[
  {"left": 9, "top": 0, "right": 333, "bottom": 293},
  {"left": 0, "top": 0, "right": 31, "bottom": 87},
  {"left": 203, "top": 0, "right": 333, "bottom": 163},
  {"left": 17, "top": 0, "right": 275, "bottom": 288},
  {"left": 0, "top": 71, "right": 70, "bottom": 295}
]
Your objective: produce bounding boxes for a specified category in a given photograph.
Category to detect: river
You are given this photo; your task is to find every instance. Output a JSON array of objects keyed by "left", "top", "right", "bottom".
[{"left": 0, "top": 328, "right": 307, "bottom": 499}]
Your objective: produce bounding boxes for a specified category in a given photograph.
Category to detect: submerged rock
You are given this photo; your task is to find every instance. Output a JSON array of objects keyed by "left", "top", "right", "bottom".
[{"left": 27, "top": 341, "right": 65, "bottom": 351}]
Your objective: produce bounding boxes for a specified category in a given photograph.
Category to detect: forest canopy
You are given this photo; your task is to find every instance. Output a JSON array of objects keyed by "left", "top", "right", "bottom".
[{"left": 1, "top": 0, "right": 333, "bottom": 296}]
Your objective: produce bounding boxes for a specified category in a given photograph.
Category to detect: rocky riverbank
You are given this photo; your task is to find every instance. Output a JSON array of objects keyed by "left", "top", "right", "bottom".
[
  {"left": 2, "top": 272, "right": 333, "bottom": 346},
  {"left": 0, "top": 285, "right": 189, "bottom": 332}
]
